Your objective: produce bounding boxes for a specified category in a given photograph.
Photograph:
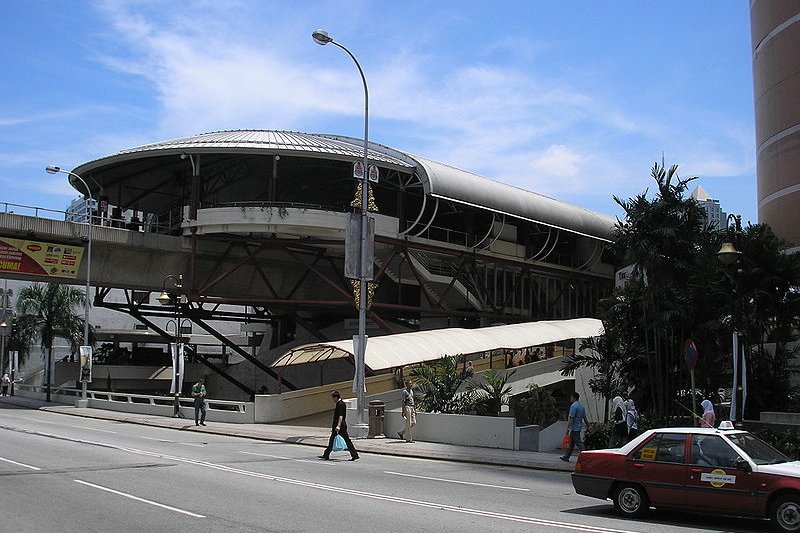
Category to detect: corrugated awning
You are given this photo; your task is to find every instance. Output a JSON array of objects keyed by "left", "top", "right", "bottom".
[{"left": 270, "top": 318, "right": 603, "bottom": 371}]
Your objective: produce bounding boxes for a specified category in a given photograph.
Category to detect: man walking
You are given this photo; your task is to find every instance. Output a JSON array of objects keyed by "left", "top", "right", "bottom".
[
  {"left": 191, "top": 378, "right": 207, "bottom": 426},
  {"left": 1, "top": 373, "right": 10, "bottom": 396},
  {"left": 397, "top": 379, "right": 416, "bottom": 443},
  {"left": 318, "top": 390, "right": 359, "bottom": 461},
  {"left": 560, "top": 392, "right": 589, "bottom": 462}
]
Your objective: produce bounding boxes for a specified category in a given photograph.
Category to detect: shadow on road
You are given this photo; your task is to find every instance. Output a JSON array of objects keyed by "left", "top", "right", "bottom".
[{"left": 562, "top": 505, "right": 771, "bottom": 532}]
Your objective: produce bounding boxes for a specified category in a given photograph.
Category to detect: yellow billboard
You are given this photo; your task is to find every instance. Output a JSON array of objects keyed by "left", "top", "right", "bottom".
[{"left": 0, "top": 237, "right": 85, "bottom": 279}]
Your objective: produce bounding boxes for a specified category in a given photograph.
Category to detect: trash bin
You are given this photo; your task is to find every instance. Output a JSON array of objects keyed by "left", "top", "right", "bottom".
[{"left": 368, "top": 400, "right": 385, "bottom": 438}]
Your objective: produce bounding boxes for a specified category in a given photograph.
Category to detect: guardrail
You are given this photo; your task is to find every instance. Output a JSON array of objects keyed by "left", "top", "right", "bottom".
[
  {"left": 13, "top": 385, "right": 255, "bottom": 423},
  {"left": 0, "top": 201, "right": 181, "bottom": 235}
]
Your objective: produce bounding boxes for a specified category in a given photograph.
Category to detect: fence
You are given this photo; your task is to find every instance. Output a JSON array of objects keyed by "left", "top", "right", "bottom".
[{"left": 13, "top": 384, "right": 254, "bottom": 423}]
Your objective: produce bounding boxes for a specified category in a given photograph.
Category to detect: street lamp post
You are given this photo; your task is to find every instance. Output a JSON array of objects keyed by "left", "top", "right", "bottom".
[
  {"left": 158, "top": 275, "right": 184, "bottom": 400},
  {"left": 312, "top": 29, "right": 371, "bottom": 428},
  {"left": 46, "top": 166, "right": 93, "bottom": 405},
  {"left": 0, "top": 279, "right": 9, "bottom": 379},
  {"left": 717, "top": 214, "right": 744, "bottom": 424}
]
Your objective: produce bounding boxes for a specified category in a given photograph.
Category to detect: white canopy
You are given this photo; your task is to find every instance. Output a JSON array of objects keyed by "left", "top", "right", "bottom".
[{"left": 270, "top": 318, "right": 603, "bottom": 371}]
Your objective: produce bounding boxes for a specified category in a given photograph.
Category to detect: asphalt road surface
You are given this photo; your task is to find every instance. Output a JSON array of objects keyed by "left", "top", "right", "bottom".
[{"left": 0, "top": 403, "right": 772, "bottom": 533}]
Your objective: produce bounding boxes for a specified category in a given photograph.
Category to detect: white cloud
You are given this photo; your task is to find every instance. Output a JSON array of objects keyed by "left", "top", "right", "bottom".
[
  {"left": 529, "top": 145, "right": 582, "bottom": 177},
  {"left": 0, "top": 175, "right": 76, "bottom": 198},
  {"left": 70, "top": 1, "right": 751, "bottom": 219}
]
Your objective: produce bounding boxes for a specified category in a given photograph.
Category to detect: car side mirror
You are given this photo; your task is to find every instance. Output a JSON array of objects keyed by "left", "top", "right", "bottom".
[{"left": 735, "top": 458, "right": 752, "bottom": 473}]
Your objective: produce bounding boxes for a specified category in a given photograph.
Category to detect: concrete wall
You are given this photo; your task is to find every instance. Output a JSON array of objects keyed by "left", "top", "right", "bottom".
[
  {"left": 539, "top": 419, "right": 573, "bottom": 453},
  {"left": 254, "top": 372, "right": 399, "bottom": 423},
  {"left": 760, "top": 411, "right": 800, "bottom": 426},
  {"left": 86, "top": 395, "right": 255, "bottom": 423},
  {"left": 383, "top": 408, "right": 518, "bottom": 449}
]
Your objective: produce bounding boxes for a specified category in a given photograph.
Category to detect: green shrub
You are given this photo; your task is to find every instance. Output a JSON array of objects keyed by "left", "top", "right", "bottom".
[
  {"left": 511, "top": 384, "right": 561, "bottom": 427},
  {"left": 755, "top": 428, "right": 800, "bottom": 460},
  {"left": 584, "top": 421, "right": 613, "bottom": 450}
]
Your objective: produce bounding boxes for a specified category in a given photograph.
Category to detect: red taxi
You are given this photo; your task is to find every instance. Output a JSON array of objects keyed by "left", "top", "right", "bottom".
[{"left": 571, "top": 424, "right": 800, "bottom": 532}]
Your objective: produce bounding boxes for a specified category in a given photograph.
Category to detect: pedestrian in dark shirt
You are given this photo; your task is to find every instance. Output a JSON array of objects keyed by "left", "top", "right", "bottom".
[
  {"left": 318, "top": 390, "right": 359, "bottom": 461},
  {"left": 191, "top": 378, "right": 207, "bottom": 426}
]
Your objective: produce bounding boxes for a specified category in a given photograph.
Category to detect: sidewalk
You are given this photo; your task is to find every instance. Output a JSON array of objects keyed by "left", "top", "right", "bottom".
[{"left": 0, "top": 395, "right": 574, "bottom": 472}]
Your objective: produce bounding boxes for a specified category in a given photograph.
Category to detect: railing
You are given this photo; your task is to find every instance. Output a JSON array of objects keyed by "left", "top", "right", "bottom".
[
  {"left": 0, "top": 201, "right": 182, "bottom": 236},
  {"left": 0, "top": 202, "right": 69, "bottom": 221},
  {"left": 406, "top": 221, "right": 470, "bottom": 247},
  {"left": 85, "top": 390, "right": 249, "bottom": 413},
  {"left": 12, "top": 384, "right": 253, "bottom": 422},
  {"left": 211, "top": 201, "right": 340, "bottom": 212}
]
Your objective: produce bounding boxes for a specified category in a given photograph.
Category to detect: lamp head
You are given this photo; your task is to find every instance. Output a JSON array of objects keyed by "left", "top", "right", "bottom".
[
  {"left": 157, "top": 290, "right": 173, "bottom": 306},
  {"left": 717, "top": 242, "right": 741, "bottom": 266},
  {"left": 312, "top": 29, "right": 333, "bottom": 45},
  {"left": 0, "top": 321, "right": 7, "bottom": 328},
  {"left": 46, "top": 166, "right": 61, "bottom": 174}
]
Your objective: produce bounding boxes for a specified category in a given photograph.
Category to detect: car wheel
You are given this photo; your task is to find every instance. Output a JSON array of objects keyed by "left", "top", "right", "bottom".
[
  {"left": 613, "top": 484, "right": 649, "bottom": 518},
  {"left": 772, "top": 494, "right": 800, "bottom": 532}
]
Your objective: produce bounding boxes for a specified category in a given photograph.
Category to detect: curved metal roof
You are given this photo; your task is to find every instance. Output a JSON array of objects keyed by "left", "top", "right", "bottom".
[
  {"left": 75, "top": 130, "right": 414, "bottom": 173},
  {"left": 414, "top": 156, "right": 616, "bottom": 241},
  {"left": 270, "top": 318, "right": 603, "bottom": 371},
  {"left": 73, "top": 129, "right": 615, "bottom": 240}
]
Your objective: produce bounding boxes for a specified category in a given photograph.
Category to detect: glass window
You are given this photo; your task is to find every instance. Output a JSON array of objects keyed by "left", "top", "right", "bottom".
[
  {"left": 727, "top": 433, "right": 788, "bottom": 465},
  {"left": 690, "top": 435, "right": 741, "bottom": 468},
  {"left": 633, "top": 433, "right": 686, "bottom": 463}
]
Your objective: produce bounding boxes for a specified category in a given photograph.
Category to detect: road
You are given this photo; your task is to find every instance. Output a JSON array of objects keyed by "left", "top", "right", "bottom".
[{"left": 0, "top": 403, "right": 770, "bottom": 533}]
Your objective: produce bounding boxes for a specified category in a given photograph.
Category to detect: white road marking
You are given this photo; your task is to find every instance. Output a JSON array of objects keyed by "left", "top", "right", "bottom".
[
  {"left": 19, "top": 428, "right": 643, "bottom": 533},
  {"left": 240, "top": 450, "right": 334, "bottom": 466},
  {"left": 0, "top": 456, "right": 41, "bottom": 470},
  {"left": 74, "top": 479, "right": 205, "bottom": 518},
  {"left": 21, "top": 417, "right": 61, "bottom": 425},
  {"left": 141, "top": 437, "right": 174, "bottom": 443},
  {"left": 74, "top": 425, "right": 117, "bottom": 434},
  {"left": 384, "top": 470, "right": 530, "bottom": 491},
  {"left": 142, "top": 436, "right": 203, "bottom": 447}
]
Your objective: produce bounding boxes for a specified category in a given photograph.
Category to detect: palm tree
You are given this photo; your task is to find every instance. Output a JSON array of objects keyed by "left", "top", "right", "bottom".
[
  {"left": 14, "top": 283, "right": 88, "bottom": 402},
  {"left": 470, "top": 368, "right": 516, "bottom": 416},
  {"left": 411, "top": 355, "right": 475, "bottom": 413},
  {"left": 611, "top": 162, "right": 709, "bottom": 421}
]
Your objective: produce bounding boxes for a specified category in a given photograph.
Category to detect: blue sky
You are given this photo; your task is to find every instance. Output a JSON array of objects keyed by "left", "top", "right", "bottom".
[{"left": 1, "top": 1, "right": 756, "bottom": 223}]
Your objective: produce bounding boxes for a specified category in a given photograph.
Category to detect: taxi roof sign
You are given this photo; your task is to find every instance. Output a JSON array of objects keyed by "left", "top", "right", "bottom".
[{"left": 718, "top": 420, "right": 735, "bottom": 430}]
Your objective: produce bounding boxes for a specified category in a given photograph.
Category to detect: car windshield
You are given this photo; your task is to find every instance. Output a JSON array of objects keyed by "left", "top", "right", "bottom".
[{"left": 727, "top": 433, "right": 789, "bottom": 465}]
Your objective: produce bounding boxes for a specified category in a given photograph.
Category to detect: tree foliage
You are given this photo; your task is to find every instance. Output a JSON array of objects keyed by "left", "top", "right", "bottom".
[
  {"left": 13, "top": 282, "right": 89, "bottom": 366},
  {"left": 567, "top": 162, "right": 800, "bottom": 423},
  {"left": 410, "top": 355, "right": 475, "bottom": 413},
  {"left": 510, "top": 384, "right": 561, "bottom": 427},
  {"left": 469, "top": 369, "right": 515, "bottom": 416}
]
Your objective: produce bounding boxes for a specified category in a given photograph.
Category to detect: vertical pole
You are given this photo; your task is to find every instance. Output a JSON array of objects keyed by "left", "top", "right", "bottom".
[
  {"left": 82, "top": 193, "right": 92, "bottom": 402},
  {"left": 731, "top": 330, "right": 739, "bottom": 422},
  {"left": 333, "top": 40, "right": 370, "bottom": 426},
  {"left": 0, "top": 278, "right": 5, "bottom": 377}
]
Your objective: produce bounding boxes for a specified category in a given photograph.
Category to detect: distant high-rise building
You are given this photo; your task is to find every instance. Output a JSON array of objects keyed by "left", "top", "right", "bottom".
[
  {"left": 64, "top": 196, "right": 96, "bottom": 223},
  {"left": 750, "top": 2, "right": 800, "bottom": 249},
  {"left": 690, "top": 185, "right": 728, "bottom": 231}
]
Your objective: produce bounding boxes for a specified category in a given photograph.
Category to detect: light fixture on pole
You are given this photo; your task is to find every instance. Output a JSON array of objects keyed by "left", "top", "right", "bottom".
[
  {"left": 717, "top": 214, "right": 744, "bottom": 424},
  {"left": 312, "top": 28, "right": 372, "bottom": 429},
  {"left": 46, "top": 166, "right": 93, "bottom": 405},
  {"left": 159, "top": 274, "right": 185, "bottom": 398},
  {"left": 0, "top": 317, "right": 6, "bottom": 380},
  {"left": 0, "top": 279, "right": 7, "bottom": 377}
]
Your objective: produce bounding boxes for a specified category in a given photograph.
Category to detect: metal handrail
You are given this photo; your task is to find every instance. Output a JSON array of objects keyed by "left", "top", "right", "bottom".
[{"left": 0, "top": 201, "right": 181, "bottom": 235}]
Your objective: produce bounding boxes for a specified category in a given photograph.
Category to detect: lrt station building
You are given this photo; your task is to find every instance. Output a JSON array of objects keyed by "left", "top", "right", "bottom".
[{"left": 1, "top": 130, "right": 615, "bottom": 401}]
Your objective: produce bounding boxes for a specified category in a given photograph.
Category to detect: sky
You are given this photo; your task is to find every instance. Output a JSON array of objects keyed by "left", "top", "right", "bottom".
[{"left": 1, "top": 1, "right": 757, "bottom": 224}]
